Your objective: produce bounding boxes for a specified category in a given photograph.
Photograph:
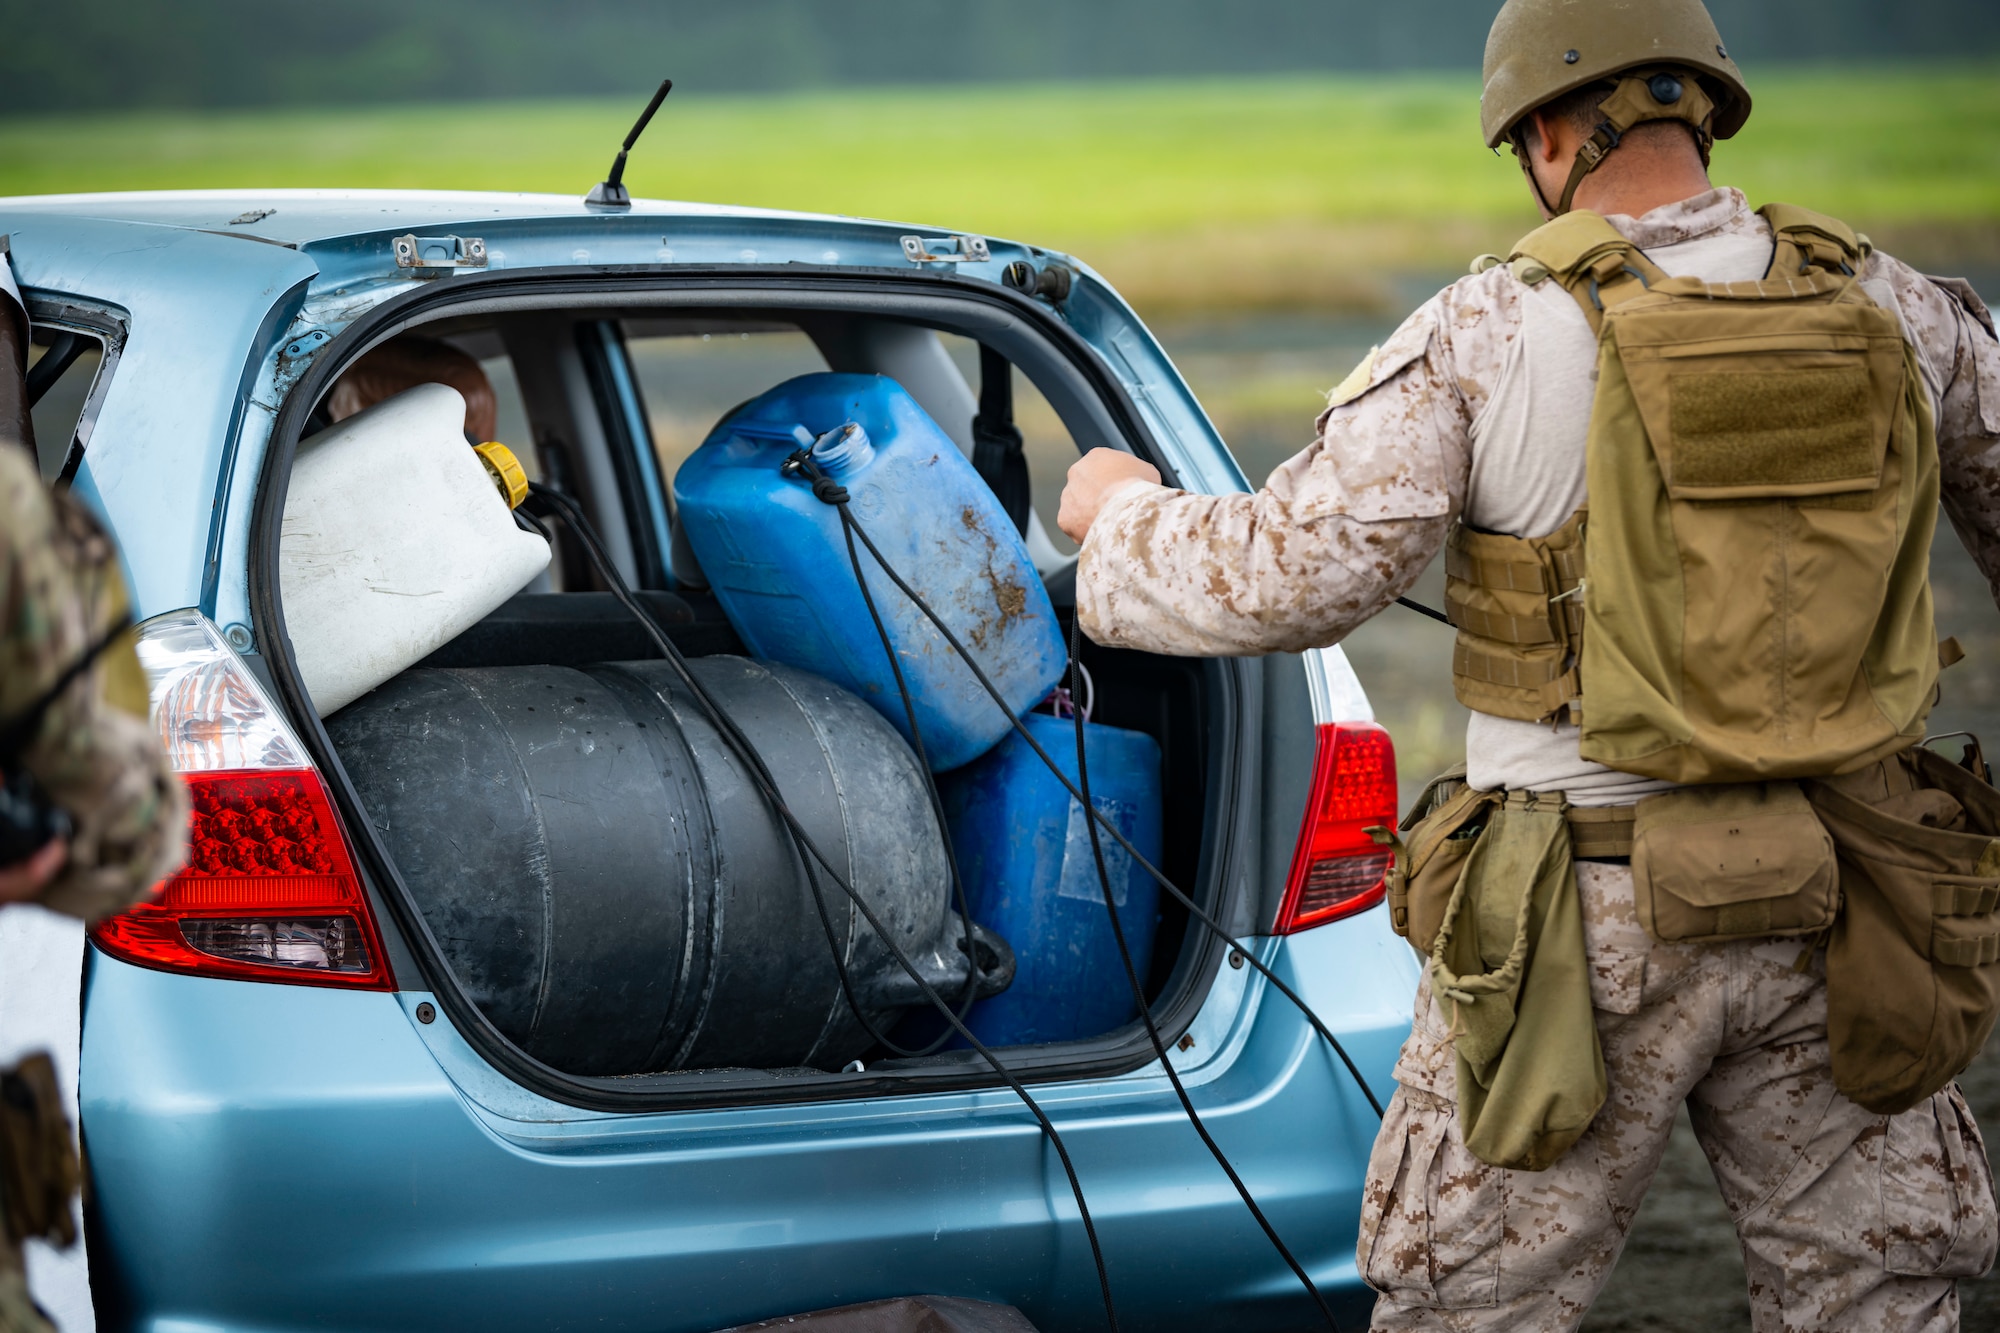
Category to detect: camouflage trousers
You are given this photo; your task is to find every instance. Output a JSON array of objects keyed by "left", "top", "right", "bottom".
[{"left": 1359, "top": 861, "right": 2000, "bottom": 1332}]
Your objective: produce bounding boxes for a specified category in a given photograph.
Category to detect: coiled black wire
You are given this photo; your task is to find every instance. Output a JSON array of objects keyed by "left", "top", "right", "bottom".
[
  {"left": 519, "top": 485, "right": 1122, "bottom": 1330},
  {"left": 524, "top": 435, "right": 1393, "bottom": 1330},
  {"left": 784, "top": 447, "right": 1342, "bottom": 1331},
  {"left": 793, "top": 476, "right": 1387, "bottom": 1122}
]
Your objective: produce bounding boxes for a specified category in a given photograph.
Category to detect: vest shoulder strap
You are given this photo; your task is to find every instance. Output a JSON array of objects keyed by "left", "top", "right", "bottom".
[
  {"left": 1510, "top": 211, "right": 1630, "bottom": 277},
  {"left": 1758, "top": 203, "right": 1866, "bottom": 278},
  {"left": 1508, "top": 212, "right": 1667, "bottom": 334}
]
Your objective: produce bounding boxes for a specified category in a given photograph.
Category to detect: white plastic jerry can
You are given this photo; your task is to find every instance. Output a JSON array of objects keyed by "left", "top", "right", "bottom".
[{"left": 280, "top": 382, "right": 550, "bottom": 716}]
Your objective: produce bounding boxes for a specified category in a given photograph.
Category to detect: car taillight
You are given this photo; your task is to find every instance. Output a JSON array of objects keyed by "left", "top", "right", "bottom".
[
  {"left": 1274, "top": 722, "right": 1397, "bottom": 934},
  {"left": 88, "top": 612, "right": 392, "bottom": 990}
]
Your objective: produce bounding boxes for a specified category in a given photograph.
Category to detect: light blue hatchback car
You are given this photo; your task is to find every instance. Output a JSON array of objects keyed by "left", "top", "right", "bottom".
[{"left": 0, "top": 184, "right": 1419, "bottom": 1333}]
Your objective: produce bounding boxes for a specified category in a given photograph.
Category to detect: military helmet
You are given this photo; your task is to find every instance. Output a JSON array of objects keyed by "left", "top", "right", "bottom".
[{"left": 1481, "top": 0, "right": 1752, "bottom": 149}]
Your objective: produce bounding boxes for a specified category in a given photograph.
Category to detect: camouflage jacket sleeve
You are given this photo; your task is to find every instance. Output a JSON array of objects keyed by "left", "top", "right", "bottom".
[
  {"left": 1869, "top": 255, "right": 2000, "bottom": 604},
  {"left": 1076, "top": 277, "right": 1504, "bottom": 656},
  {"left": 2, "top": 428, "right": 187, "bottom": 922}
]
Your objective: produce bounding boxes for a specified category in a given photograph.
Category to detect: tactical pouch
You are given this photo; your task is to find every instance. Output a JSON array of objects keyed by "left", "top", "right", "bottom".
[
  {"left": 1616, "top": 300, "right": 1902, "bottom": 505},
  {"left": 1387, "top": 765, "right": 1501, "bottom": 953},
  {"left": 1445, "top": 513, "right": 1587, "bottom": 726},
  {"left": 1427, "top": 790, "right": 1605, "bottom": 1171},
  {"left": 1630, "top": 781, "right": 1839, "bottom": 943},
  {"left": 0, "top": 1054, "right": 78, "bottom": 1251},
  {"left": 1805, "top": 748, "right": 2000, "bottom": 1114}
]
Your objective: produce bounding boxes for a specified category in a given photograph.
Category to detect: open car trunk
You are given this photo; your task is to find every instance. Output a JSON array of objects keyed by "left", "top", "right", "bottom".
[{"left": 252, "top": 267, "right": 1267, "bottom": 1111}]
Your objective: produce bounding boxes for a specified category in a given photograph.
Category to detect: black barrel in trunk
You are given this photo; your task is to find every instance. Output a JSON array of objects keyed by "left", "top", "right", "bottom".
[{"left": 326, "top": 656, "right": 1009, "bottom": 1076}]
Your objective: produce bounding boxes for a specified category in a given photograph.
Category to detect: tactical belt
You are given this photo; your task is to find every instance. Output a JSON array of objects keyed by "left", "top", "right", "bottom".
[{"left": 1566, "top": 804, "right": 1635, "bottom": 860}]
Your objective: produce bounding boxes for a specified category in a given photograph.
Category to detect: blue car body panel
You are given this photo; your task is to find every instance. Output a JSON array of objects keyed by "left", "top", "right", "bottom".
[
  {"left": 5, "top": 213, "right": 315, "bottom": 615},
  {"left": 84, "top": 922, "right": 1413, "bottom": 1333},
  {"left": 0, "top": 189, "right": 1416, "bottom": 1331}
]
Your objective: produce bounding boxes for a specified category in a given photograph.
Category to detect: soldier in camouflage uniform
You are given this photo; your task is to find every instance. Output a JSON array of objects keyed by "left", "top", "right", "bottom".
[
  {"left": 1, "top": 244, "right": 187, "bottom": 1328},
  {"left": 1059, "top": 2, "right": 2000, "bottom": 1330}
]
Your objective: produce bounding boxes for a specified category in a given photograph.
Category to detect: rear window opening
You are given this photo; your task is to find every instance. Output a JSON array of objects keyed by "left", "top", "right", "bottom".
[
  {"left": 260, "top": 275, "right": 1245, "bottom": 1106},
  {"left": 23, "top": 299, "right": 120, "bottom": 483}
]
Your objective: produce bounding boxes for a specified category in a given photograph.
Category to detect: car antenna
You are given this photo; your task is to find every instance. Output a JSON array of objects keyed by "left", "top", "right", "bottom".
[{"left": 585, "top": 78, "right": 672, "bottom": 210}]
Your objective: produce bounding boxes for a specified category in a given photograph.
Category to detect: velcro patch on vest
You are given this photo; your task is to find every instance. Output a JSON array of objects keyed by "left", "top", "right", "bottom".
[
  {"left": 1610, "top": 300, "right": 1906, "bottom": 506},
  {"left": 1668, "top": 366, "right": 1878, "bottom": 492}
]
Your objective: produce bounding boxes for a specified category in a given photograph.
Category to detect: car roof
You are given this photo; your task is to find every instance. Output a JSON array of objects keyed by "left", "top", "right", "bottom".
[{"left": 0, "top": 188, "right": 863, "bottom": 246}]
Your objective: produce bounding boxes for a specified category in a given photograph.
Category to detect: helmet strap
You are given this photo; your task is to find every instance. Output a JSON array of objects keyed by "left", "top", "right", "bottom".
[
  {"left": 1549, "top": 72, "right": 1718, "bottom": 216},
  {"left": 1510, "top": 126, "right": 1561, "bottom": 218}
]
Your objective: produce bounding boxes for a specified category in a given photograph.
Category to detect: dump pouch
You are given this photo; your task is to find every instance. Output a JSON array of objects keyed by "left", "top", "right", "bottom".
[
  {"left": 1427, "top": 791, "right": 1605, "bottom": 1171},
  {"left": 1387, "top": 765, "right": 1501, "bottom": 952},
  {"left": 0, "top": 1054, "right": 78, "bottom": 1251},
  {"left": 1631, "top": 781, "right": 1839, "bottom": 943},
  {"left": 1807, "top": 748, "right": 2000, "bottom": 1114}
]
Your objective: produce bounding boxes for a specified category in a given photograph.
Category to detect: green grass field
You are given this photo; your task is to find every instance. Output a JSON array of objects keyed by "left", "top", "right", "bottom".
[{"left": 2, "top": 67, "right": 1994, "bottom": 312}]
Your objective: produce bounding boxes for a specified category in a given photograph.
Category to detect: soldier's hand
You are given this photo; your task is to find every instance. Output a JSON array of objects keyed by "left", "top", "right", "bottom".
[
  {"left": 0, "top": 840, "right": 67, "bottom": 904},
  {"left": 1059, "top": 448, "right": 1162, "bottom": 544}
]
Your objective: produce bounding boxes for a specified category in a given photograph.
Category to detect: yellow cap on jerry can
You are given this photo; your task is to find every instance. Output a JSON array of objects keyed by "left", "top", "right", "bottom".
[{"left": 473, "top": 441, "right": 529, "bottom": 510}]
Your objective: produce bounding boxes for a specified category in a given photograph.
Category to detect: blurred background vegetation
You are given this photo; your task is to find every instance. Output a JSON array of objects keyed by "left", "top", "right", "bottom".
[
  {"left": 3, "top": 0, "right": 1994, "bottom": 868},
  {"left": 2, "top": 0, "right": 1994, "bottom": 854},
  {"left": 1, "top": 0, "right": 1994, "bottom": 106},
  {"left": 4, "top": 5, "right": 1999, "bottom": 1327},
  {"left": 2, "top": 1, "right": 1994, "bottom": 314}
]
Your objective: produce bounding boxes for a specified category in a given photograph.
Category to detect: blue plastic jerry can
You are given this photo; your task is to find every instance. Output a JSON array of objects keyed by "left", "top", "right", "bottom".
[
  {"left": 672, "top": 374, "right": 1066, "bottom": 772},
  {"left": 941, "top": 711, "right": 1164, "bottom": 1046}
]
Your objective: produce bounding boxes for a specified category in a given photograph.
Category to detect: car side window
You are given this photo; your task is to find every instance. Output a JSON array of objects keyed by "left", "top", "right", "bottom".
[
  {"left": 26, "top": 327, "right": 107, "bottom": 482},
  {"left": 476, "top": 350, "right": 536, "bottom": 476},
  {"left": 622, "top": 325, "right": 829, "bottom": 484},
  {"left": 938, "top": 333, "right": 1081, "bottom": 560}
]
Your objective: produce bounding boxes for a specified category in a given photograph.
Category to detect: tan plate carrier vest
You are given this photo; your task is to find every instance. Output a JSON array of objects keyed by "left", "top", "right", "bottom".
[{"left": 1448, "top": 204, "right": 1942, "bottom": 784}]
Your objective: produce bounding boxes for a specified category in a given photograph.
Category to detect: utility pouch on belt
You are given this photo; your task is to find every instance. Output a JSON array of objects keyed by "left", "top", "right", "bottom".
[
  {"left": 1427, "top": 790, "right": 1604, "bottom": 1171},
  {"left": 1387, "top": 765, "right": 1502, "bottom": 952},
  {"left": 0, "top": 1054, "right": 78, "bottom": 1251},
  {"left": 1631, "top": 781, "right": 1839, "bottom": 943},
  {"left": 1807, "top": 747, "right": 2000, "bottom": 1114}
]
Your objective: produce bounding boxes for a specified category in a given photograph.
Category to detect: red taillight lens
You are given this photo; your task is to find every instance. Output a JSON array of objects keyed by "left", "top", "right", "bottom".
[
  {"left": 89, "top": 612, "right": 394, "bottom": 990},
  {"left": 91, "top": 769, "right": 392, "bottom": 989},
  {"left": 1275, "top": 722, "right": 1398, "bottom": 934}
]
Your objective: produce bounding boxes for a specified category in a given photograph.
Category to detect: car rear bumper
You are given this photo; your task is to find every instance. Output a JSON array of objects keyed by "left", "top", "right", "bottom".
[{"left": 83, "top": 915, "right": 1412, "bottom": 1333}]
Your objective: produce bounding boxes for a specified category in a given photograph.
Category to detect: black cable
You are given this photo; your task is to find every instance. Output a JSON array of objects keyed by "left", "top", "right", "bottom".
[
  {"left": 785, "top": 445, "right": 1340, "bottom": 1328},
  {"left": 517, "top": 487, "right": 1121, "bottom": 1331},
  {"left": 524, "top": 459, "right": 1393, "bottom": 1324},
  {"left": 819, "top": 500, "right": 1387, "bottom": 1121},
  {"left": 830, "top": 487, "right": 987, "bottom": 1035},
  {"left": 1062, "top": 616, "right": 1340, "bottom": 1332},
  {"left": 24, "top": 330, "right": 85, "bottom": 409},
  {"left": 1396, "top": 596, "right": 1451, "bottom": 626}
]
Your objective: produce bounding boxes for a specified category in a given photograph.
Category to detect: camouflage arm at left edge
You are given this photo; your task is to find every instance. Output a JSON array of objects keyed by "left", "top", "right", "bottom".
[{"left": 1, "top": 446, "right": 186, "bottom": 922}]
